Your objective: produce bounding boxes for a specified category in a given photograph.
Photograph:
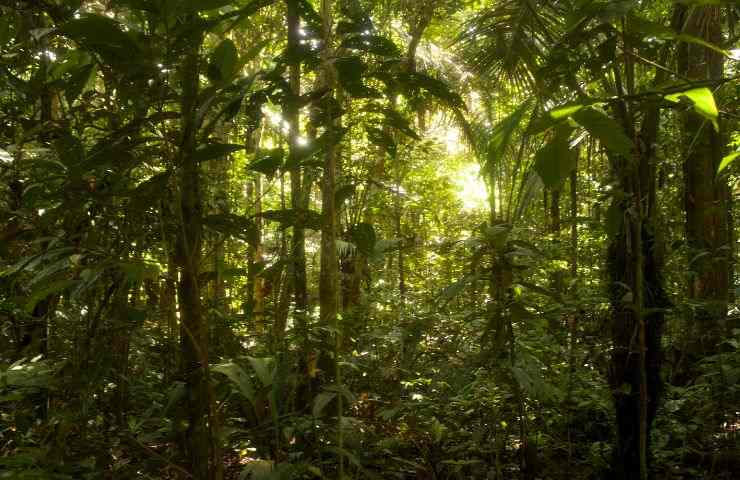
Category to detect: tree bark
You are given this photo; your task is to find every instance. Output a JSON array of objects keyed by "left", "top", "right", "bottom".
[
  {"left": 606, "top": 28, "right": 670, "bottom": 478},
  {"left": 174, "top": 21, "right": 218, "bottom": 480},
  {"left": 287, "top": 0, "right": 309, "bottom": 327},
  {"left": 677, "top": 5, "right": 730, "bottom": 369}
]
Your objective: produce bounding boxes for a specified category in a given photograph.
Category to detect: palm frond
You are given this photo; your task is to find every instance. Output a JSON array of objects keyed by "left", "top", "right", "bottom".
[{"left": 454, "top": 0, "right": 566, "bottom": 89}]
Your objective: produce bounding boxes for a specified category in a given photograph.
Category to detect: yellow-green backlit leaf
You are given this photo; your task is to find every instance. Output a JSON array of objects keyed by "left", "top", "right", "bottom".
[
  {"left": 549, "top": 104, "right": 584, "bottom": 120},
  {"left": 665, "top": 87, "right": 719, "bottom": 131},
  {"left": 718, "top": 151, "right": 740, "bottom": 174}
]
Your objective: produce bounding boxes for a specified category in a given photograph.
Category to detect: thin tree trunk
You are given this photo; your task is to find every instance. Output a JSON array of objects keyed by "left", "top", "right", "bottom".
[
  {"left": 607, "top": 23, "right": 670, "bottom": 478},
  {"left": 319, "top": 0, "right": 343, "bottom": 474},
  {"left": 287, "top": 0, "right": 308, "bottom": 326},
  {"left": 174, "top": 21, "right": 218, "bottom": 480}
]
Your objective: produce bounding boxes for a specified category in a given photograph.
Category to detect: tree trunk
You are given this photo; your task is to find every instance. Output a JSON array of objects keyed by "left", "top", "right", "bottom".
[
  {"left": 677, "top": 5, "right": 730, "bottom": 370},
  {"left": 174, "top": 21, "right": 218, "bottom": 480},
  {"left": 287, "top": 0, "right": 308, "bottom": 327},
  {"left": 607, "top": 35, "right": 669, "bottom": 477}
]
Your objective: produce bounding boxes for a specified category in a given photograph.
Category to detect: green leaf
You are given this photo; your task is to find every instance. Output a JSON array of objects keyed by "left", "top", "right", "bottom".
[
  {"left": 334, "top": 56, "right": 366, "bottom": 86},
  {"left": 366, "top": 127, "right": 396, "bottom": 157},
  {"left": 380, "top": 108, "right": 419, "bottom": 140},
  {"left": 247, "top": 356, "right": 274, "bottom": 387},
  {"left": 439, "top": 275, "right": 474, "bottom": 306},
  {"left": 203, "top": 213, "right": 259, "bottom": 245},
  {"left": 24, "top": 279, "right": 77, "bottom": 313},
  {"left": 60, "top": 15, "right": 141, "bottom": 65},
  {"left": 341, "top": 34, "right": 401, "bottom": 57},
  {"left": 534, "top": 126, "right": 576, "bottom": 188},
  {"left": 312, "top": 392, "right": 336, "bottom": 417},
  {"left": 403, "top": 72, "right": 465, "bottom": 109},
  {"left": 665, "top": 87, "right": 719, "bottom": 131},
  {"left": 348, "top": 222, "right": 376, "bottom": 255},
  {"left": 486, "top": 101, "right": 531, "bottom": 175},
  {"left": 194, "top": 143, "right": 244, "bottom": 162},
  {"left": 212, "top": 363, "right": 256, "bottom": 405},
  {"left": 118, "top": 261, "right": 160, "bottom": 282},
  {"left": 572, "top": 107, "right": 634, "bottom": 157},
  {"left": 718, "top": 151, "right": 740, "bottom": 174},
  {"left": 549, "top": 104, "right": 584, "bottom": 120},
  {"left": 259, "top": 209, "right": 323, "bottom": 230},
  {"left": 249, "top": 148, "right": 284, "bottom": 177},
  {"left": 209, "top": 39, "right": 239, "bottom": 83}
]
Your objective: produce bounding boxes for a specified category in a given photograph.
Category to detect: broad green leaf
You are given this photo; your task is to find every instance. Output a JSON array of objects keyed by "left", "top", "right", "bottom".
[
  {"left": 549, "top": 104, "right": 584, "bottom": 120},
  {"left": 60, "top": 15, "right": 141, "bottom": 65},
  {"left": 203, "top": 214, "right": 259, "bottom": 245},
  {"left": 258, "top": 209, "right": 323, "bottom": 230},
  {"left": 312, "top": 392, "right": 337, "bottom": 417},
  {"left": 403, "top": 72, "right": 465, "bottom": 109},
  {"left": 209, "top": 38, "right": 239, "bottom": 82},
  {"left": 249, "top": 148, "right": 284, "bottom": 177},
  {"left": 212, "top": 363, "right": 256, "bottom": 405},
  {"left": 335, "top": 56, "right": 367, "bottom": 87},
  {"left": 665, "top": 87, "right": 719, "bottom": 131},
  {"left": 718, "top": 151, "right": 740, "bottom": 174},
  {"left": 573, "top": 108, "right": 634, "bottom": 157},
  {"left": 194, "top": 143, "right": 244, "bottom": 162},
  {"left": 24, "top": 279, "right": 77, "bottom": 313},
  {"left": 246, "top": 356, "right": 274, "bottom": 387},
  {"left": 534, "top": 126, "right": 576, "bottom": 188}
]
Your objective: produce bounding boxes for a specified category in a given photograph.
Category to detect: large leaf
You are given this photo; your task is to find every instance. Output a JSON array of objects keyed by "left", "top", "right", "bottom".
[
  {"left": 259, "top": 209, "right": 322, "bottom": 230},
  {"left": 194, "top": 143, "right": 244, "bottom": 162},
  {"left": 24, "top": 279, "right": 78, "bottom": 313},
  {"left": 203, "top": 213, "right": 259, "bottom": 245},
  {"left": 60, "top": 15, "right": 141, "bottom": 65},
  {"left": 246, "top": 356, "right": 275, "bottom": 387},
  {"left": 534, "top": 126, "right": 576, "bottom": 188},
  {"left": 312, "top": 392, "right": 337, "bottom": 417},
  {"left": 249, "top": 148, "right": 284, "bottom": 177},
  {"left": 212, "top": 363, "right": 256, "bottom": 405},
  {"left": 718, "top": 151, "right": 740, "bottom": 174},
  {"left": 628, "top": 14, "right": 729, "bottom": 57},
  {"left": 208, "top": 38, "right": 239, "bottom": 83},
  {"left": 486, "top": 101, "right": 531, "bottom": 175},
  {"left": 403, "top": 72, "right": 465, "bottom": 109},
  {"left": 572, "top": 107, "right": 634, "bottom": 157},
  {"left": 665, "top": 87, "right": 719, "bottom": 131}
]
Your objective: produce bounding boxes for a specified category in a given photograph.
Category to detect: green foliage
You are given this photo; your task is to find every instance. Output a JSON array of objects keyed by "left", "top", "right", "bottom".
[{"left": 1, "top": 0, "right": 738, "bottom": 479}]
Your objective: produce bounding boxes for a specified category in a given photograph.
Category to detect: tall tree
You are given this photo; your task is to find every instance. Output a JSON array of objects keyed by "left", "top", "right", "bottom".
[
  {"left": 677, "top": 4, "right": 731, "bottom": 370},
  {"left": 286, "top": 0, "right": 309, "bottom": 328},
  {"left": 173, "top": 15, "right": 218, "bottom": 480}
]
